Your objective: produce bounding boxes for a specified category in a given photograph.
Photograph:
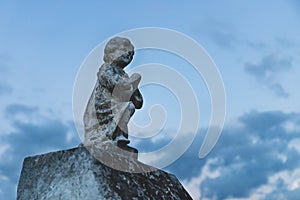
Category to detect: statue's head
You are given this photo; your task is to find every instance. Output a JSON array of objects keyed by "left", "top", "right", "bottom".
[{"left": 103, "top": 37, "right": 134, "bottom": 68}]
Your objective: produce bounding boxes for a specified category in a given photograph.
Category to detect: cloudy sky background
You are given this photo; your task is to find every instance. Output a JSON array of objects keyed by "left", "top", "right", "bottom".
[{"left": 1, "top": 0, "right": 300, "bottom": 199}]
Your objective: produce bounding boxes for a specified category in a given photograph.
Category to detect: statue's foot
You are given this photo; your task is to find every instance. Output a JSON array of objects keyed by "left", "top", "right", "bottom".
[
  {"left": 114, "top": 134, "right": 130, "bottom": 145},
  {"left": 119, "top": 144, "right": 138, "bottom": 154},
  {"left": 117, "top": 140, "right": 138, "bottom": 154},
  {"left": 117, "top": 139, "right": 130, "bottom": 146},
  {"left": 78, "top": 143, "right": 84, "bottom": 147}
]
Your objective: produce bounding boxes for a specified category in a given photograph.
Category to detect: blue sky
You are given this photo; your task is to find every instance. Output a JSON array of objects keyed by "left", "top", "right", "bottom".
[{"left": 1, "top": 0, "right": 300, "bottom": 199}]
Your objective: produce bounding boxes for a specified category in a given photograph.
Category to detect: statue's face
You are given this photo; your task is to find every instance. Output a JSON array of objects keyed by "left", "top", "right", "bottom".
[
  {"left": 104, "top": 37, "right": 134, "bottom": 67},
  {"left": 112, "top": 49, "right": 134, "bottom": 68}
]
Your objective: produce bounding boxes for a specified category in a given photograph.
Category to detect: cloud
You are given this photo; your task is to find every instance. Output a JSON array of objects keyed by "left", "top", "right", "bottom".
[
  {"left": 182, "top": 158, "right": 221, "bottom": 200},
  {"left": 268, "top": 83, "right": 289, "bottom": 98},
  {"left": 245, "top": 53, "right": 292, "bottom": 97},
  {"left": 196, "top": 18, "right": 270, "bottom": 51},
  {"left": 157, "top": 110, "right": 300, "bottom": 199},
  {"left": 0, "top": 104, "right": 80, "bottom": 199},
  {"left": 2, "top": 105, "right": 300, "bottom": 199},
  {"left": 245, "top": 54, "right": 292, "bottom": 79},
  {"left": 198, "top": 19, "right": 239, "bottom": 49}
]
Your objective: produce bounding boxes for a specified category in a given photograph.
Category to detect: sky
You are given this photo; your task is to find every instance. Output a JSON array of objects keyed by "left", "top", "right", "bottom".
[{"left": 1, "top": 0, "right": 300, "bottom": 199}]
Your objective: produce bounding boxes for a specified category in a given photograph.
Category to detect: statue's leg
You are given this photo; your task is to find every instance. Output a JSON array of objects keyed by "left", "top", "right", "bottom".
[
  {"left": 116, "top": 114, "right": 129, "bottom": 141},
  {"left": 114, "top": 102, "right": 136, "bottom": 148},
  {"left": 112, "top": 126, "right": 129, "bottom": 145}
]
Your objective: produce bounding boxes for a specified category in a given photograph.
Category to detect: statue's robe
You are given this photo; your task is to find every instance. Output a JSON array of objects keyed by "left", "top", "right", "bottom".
[{"left": 83, "top": 63, "right": 142, "bottom": 146}]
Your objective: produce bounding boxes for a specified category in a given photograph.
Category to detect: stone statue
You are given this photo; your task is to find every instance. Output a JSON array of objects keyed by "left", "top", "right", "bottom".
[{"left": 83, "top": 37, "right": 143, "bottom": 152}]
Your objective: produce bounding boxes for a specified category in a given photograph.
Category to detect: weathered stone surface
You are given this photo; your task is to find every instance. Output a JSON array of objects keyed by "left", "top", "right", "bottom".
[
  {"left": 17, "top": 146, "right": 192, "bottom": 200},
  {"left": 84, "top": 37, "right": 143, "bottom": 149}
]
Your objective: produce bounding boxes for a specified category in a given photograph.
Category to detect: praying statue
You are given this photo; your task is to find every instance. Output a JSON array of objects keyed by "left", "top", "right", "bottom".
[{"left": 83, "top": 37, "right": 143, "bottom": 152}]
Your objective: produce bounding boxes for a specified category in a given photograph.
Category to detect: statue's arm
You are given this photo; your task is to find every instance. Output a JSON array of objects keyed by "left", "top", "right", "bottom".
[
  {"left": 99, "top": 68, "right": 120, "bottom": 91},
  {"left": 128, "top": 73, "right": 143, "bottom": 109},
  {"left": 100, "top": 67, "right": 132, "bottom": 91},
  {"left": 99, "top": 67, "right": 141, "bottom": 105}
]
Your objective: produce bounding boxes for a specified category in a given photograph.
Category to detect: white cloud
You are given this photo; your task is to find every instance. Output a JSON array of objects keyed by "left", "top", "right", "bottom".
[
  {"left": 173, "top": 111, "right": 300, "bottom": 199},
  {"left": 182, "top": 158, "right": 220, "bottom": 200},
  {"left": 283, "top": 121, "right": 300, "bottom": 133},
  {"left": 277, "top": 154, "right": 287, "bottom": 163},
  {"left": 0, "top": 175, "right": 8, "bottom": 182},
  {"left": 235, "top": 168, "right": 300, "bottom": 200},
  {"left": 0, "top": 144, "right": 9, "bottom": 159},
  {"left": 226, "top": 184, "right": 275, "bottom": 200},
  {"left": 288, "top": 139, "right": 300, "bottom": 154},
  {"left": 269, "top": 169, "right": 300, "bottom": 191}
]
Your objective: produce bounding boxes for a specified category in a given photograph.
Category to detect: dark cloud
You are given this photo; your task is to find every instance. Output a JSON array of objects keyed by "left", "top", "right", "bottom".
[
  {"left": 245, "top": 53, "right": 292, "bottom": 97},
  {"left": 269, "top": 83, "right": 290, "bottom": 98},
  {"left": 239, "top": 110, "right": 289, "bottom": 133},
  {"left": 209, "top": 30, "right": 238, "bottom": 49},
  {"left": 195, "top": 18, "right": 239, "bottom": 49},
  {"left": 0, "top": 104, "right": 80, "bottom": 199},
  {"left": 149, "top": 110, "right": 300, "bottom": 199},
  {"left": 196, "top": 19, "right": 272, "bottom": 51},
  {"left": 164, "top": 129, "right": 206, "bottom": 179},
  {"left": 2, "top": 106, "right": 300, "bottom": 199},
  {"left": 245, "top": 53, "right": 292, "bottom": 79},
  {"left": 201, "top": 111, "right": 300, "bottom": 199},
  {"left": 265, "top": 185, "right": 300, "bottom": 200}
]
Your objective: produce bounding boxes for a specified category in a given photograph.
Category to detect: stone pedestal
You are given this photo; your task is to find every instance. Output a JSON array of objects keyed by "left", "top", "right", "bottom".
[{"left": 17, "top": 145, "right": 192, "bottom": 200}]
